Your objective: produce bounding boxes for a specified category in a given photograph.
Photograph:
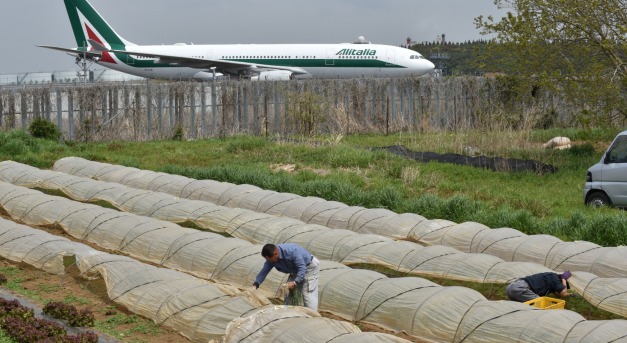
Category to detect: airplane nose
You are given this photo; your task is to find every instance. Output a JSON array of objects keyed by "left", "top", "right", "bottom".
[
  {"left": 423, "top": 59, "right": 435, "bottom": 73},
  {"left": 415, "top": 59, "right": 435, "bottom": 76}
]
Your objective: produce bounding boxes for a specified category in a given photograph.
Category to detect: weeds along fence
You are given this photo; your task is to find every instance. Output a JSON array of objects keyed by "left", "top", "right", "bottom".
[{"left": 0, "top": 77, "right": 590, "bottom": 141}]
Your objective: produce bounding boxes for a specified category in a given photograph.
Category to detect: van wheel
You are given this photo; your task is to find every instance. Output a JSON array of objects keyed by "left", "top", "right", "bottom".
[{"left": 586, "top": 192, "right": 611, "bottom": 207}]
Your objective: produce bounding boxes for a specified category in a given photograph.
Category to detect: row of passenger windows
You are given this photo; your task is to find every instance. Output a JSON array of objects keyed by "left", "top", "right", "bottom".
[
  {"left": 220, "top": 55, "right": 379, "bottom": 60},
  {"left": 338, "top": 56, "right": 378, "bottom": 59}
]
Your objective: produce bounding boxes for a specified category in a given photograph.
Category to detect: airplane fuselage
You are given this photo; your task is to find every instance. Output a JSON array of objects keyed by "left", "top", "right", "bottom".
[{"left": 99, "top": 43, "right": 434, "bottom": 80}]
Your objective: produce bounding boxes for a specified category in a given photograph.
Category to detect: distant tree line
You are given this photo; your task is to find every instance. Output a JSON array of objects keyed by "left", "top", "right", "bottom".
[{"left": 407, "top": 40, "right": 497, "bottom": 76}]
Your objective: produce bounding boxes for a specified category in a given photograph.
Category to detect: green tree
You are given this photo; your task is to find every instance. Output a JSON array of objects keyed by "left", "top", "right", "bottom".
[{"left": 475, "top": 0, "right": 627, "bottom": 127}]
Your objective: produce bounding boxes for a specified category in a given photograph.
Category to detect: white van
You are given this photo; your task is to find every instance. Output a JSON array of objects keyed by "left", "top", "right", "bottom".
[{"left": 584, "top": 130, "right": 627, "bottom": 208}]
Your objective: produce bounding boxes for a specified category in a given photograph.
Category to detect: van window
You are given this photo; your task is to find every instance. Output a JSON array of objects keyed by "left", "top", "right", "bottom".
[{"left": 606, "top": 135, "right": 627, "bottom": 163}]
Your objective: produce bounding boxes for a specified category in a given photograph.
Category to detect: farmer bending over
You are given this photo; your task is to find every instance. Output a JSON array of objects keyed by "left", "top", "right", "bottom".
[{"left": 253, "top": 243, "right": 320, "bottom": 311}]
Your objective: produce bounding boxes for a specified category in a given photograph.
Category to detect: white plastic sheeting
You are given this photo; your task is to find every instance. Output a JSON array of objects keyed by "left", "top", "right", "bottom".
[
  {"left": 221, "top": 306, "right": 409, "bottom": 343},
  {"left": 0, "top": 217, "right": 93, "bottom": 275},
  {"left": 52, "top": 157, "right": 627, "bottom": 279},
  {"left": 0, "top": 218, "right": 256, "bottom": 341},
  {"left": 0, "top": 173, "right": 626, "bottom": 341},
  {"left": 16, "top": 160, "right": 625, "bottom": 318},
  {"left": 0, "top": 217, "right": 409, "bottom": 343},
  {"left": 0, "top": 180, "right": 488, "bottom": 342}
]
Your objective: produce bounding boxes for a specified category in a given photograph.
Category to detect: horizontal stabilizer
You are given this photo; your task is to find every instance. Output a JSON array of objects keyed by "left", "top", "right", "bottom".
[{"left": 37, "top": 45, "right": 101, "bottom": 58}]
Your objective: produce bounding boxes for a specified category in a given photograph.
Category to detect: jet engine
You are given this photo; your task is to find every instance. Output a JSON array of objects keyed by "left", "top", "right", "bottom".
[
  {"left": 251, "top": 70, "right": 293, "bottom": 81},
  {"left": 193, "top": 71, "right": 224, "bottom": 80}
]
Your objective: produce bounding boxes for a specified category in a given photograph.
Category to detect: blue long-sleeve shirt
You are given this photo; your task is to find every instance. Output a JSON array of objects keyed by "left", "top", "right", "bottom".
[{"left": 254, "top": 243, "right": 313, "bottom": 286}]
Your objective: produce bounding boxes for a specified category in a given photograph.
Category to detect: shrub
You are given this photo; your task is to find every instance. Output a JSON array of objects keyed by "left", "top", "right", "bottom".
[
  {"left": 43, "top": 301, "right": 95, "bottom": 327},
  {"left": 568, "top": 142, "right": 596, "bottom": 157},
  {"left": 172, "top": 125, "right": 184, "bottom": 141},
  {"left": 28, "top": 118, "right": 61, "bottom": 140},
  {"left": 1, "top": 316, "right": 66, "bottom": 342},
  {"left": 43, "top": 301, "right": 76, "bottom": 320},
  {"left": 68, "top": 309, "right": 95, "bottom": 327}
]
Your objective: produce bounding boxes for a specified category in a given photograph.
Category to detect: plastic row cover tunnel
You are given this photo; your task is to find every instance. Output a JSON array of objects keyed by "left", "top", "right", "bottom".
[
  {"left": 0, "top": 182, "right": 626, "bottom": 342},
  {"left": 0, "top": 217, "right": 402, "bottom": 343},
  {"left": 2, "top": 161, "right": 626, "bottom": 319},
  {"left": 52, "top": 157, "right": 627, "bottom": 279},
  {"left": 0, "top": 161, "right": 552, "bottom": 282}
]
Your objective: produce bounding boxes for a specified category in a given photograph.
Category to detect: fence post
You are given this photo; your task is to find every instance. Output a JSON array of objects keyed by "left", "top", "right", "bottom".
[
  {"left": 273, "top": 82, "right": 279, "bottom": 134},
  {"left": 390, "top": 82, "right": 396, "bottom": 130},
  {"left": 236, "top": 83, "right": 242, "bottom": 130},
  {"left": 168, "top": 86, "right": 174, "bottom": 128},
  {"left": 253, "top": 82, "right": 260, "bottom": 136},
  {"left": 101, "top": 89, "right": 107, "bottom": 124},
  {"left": 147, "top": 83, "right": 152, "bottom": 139},
  {"left": 56, "top": 88, "right": 62, "bottom": 138},
  {"left": 68, "top": 91, "right": 74, "bottom": 139},
  {"left": 20, "top": 90, "right": 28, "bottom": 129},
  {"left": 263, "top": 85, "right": 268, "bottom": 137},
  {"left": 386, "top": 95, "right": 390, "bottom": 136},
  {"left": 45, "top": 91, "right": 51, "bottom": 121},
  {"left": 242, "top": 83, "right": 248, "bottom": 129},
  {"left": 410, "top": 80, "right": 416, "bottom": 130},
  {"left": 8, "top": 92, "right": 15, "bottom": 129},
  {"left": 157, "top": 86, "right": 163, "bottom": 133},
  {"left": 211, "top": 81, "right": 217, "bottom": 136},
  {"left": 190, "top": 85, "right": 196, "bottom": 139},
  {"left": 201, "top": 83, "right": 206, "bottom": 137}
]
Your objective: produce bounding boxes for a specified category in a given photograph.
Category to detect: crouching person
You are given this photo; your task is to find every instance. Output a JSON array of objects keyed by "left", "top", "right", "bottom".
[{"left": 506, "top": 271, "right": 573, "bottom": 302}]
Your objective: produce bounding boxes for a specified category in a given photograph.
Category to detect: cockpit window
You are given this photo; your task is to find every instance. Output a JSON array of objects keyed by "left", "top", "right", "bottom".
[{"left": 410, "top": 55, "right": 423, "bottom": 60}]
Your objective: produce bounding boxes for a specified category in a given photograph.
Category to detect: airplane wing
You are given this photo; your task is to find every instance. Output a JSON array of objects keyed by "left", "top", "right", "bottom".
[
  {"left": 87, "top": 39, "right": 308, "bottom": 76},
  {"left": 37, "top": 45, "right": 102, "bottom": 59}
]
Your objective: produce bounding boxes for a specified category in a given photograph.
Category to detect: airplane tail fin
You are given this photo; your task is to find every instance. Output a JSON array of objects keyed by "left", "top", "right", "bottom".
[{"left": 63, "top": 0, "right": 135, "bottom": 51}]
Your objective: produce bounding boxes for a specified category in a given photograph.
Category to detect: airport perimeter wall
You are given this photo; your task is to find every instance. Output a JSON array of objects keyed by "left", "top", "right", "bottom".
[{"left": 0, "top": 77, "right": 591, "bottom": 141}]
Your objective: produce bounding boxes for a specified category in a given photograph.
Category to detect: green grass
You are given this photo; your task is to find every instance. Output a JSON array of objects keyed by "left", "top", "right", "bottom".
[
  {"left": 0, "top": 129, "right": 625, "bottom": 246},
  {"left": 95, "top": 314, "right": 162, "bottom": 342},
  {"left": 0, "top": 330, "right": 16, "bottom": 343}
]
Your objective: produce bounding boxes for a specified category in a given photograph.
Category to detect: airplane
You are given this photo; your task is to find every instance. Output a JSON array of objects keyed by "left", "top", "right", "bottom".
[{"left": 40, "top": 0, "right": 435, "bottom": 81}]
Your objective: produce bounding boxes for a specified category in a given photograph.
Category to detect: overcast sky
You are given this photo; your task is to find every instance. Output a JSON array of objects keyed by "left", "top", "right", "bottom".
[{"left": 0, "top": 0, "right": 510, "bottom": 74}]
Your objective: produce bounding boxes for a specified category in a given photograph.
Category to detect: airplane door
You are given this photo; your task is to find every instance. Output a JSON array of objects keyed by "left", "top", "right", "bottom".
[
  {"left": 325, "top": 50, "right": 335, "bottom": 66},
  {"left": 386, "top": 50, "right": 395, "bottom": 66}
]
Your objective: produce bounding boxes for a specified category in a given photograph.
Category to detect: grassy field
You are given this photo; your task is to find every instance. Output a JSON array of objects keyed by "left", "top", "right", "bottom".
[{"left": 1, "top": 127, "right": 624, "bottom": 247}]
